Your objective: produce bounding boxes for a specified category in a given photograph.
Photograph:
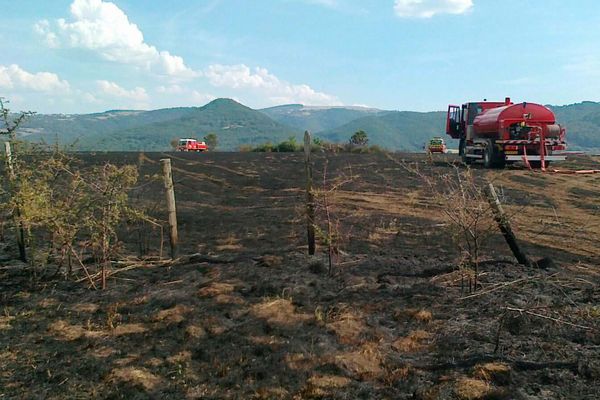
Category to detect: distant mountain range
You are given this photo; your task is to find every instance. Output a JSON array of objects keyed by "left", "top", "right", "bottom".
[
  {"left": 16, "top": 98, "right": 600, "bottom": 151},
  {"left": 21, "top": 99, "right": 297, "bottom": 151},
  {"left": 260, "top": 104, "right": 387, "bottom": 133}
]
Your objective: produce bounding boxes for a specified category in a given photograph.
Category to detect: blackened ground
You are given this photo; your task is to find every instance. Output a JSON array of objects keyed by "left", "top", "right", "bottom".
[{"left": 1, "top": 152, "right": 599, "bottom": 399}]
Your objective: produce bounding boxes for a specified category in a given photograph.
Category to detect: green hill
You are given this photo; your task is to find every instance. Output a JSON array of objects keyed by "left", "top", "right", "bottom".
[
  {"left": 19, "top": 99, "right": 300, "bottom": 151},
  {"left": 549, "top": 102, "right": 600, "bottom": 150},
  {"left": 318, "top": 111, "right": 447, "bottom": 151},
  {"left": 260, "top": 104, "right": 386, "bottom": 133},
  {"left": 82, "top": 98, "right": 299, "bottom": 151},
  {"left": 318, "top": 102, "right": 600, "bottom": 152},
  {"left": 13, "top": 99, "right": 600, "bottom": 152},
  {"left": 21, "top": 108, "right": 196, "bottom": 144}
]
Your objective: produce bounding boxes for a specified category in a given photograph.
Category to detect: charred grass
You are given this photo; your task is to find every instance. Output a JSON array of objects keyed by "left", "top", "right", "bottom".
[{"left": 1, "top": 152, "right": 599, "bottom": 399}]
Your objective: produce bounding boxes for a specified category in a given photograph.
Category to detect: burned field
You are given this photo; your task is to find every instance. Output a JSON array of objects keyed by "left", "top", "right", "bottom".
[{"left": 1, "top": 152, "right": 600, "bottom": 399}]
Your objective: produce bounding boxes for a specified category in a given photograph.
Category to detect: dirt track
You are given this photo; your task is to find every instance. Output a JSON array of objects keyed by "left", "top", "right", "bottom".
[{"left": 1, "top": 152, "right": 599, "bottom": 399}]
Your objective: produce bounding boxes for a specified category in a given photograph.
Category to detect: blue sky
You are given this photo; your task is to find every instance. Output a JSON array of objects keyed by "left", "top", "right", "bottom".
[{"left": 1, "top": 0, "right": 600, "bottom": 114}]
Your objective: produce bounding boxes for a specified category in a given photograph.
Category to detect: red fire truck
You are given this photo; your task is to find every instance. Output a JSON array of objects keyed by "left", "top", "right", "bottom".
[
  {"left": 446, "top": 98, "right": 567, "bottom": 168},
  {"left": 176, "top": 138, "right": 208, "bottom": 152}
]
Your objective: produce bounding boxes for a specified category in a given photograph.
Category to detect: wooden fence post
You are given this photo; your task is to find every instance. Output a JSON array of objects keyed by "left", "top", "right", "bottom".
[
  {"left": 160, "top": 158, "right": 179, "bottom": 259},
  {"left": 4, "top": 141, "right": 26, "bottom": 262},
  {"left": 486, "top": 182, "right": 532, "bottom": 267},
  {"left": 304, "top": 131, "right": 316, "bottom": 255},
  {"left": 4, "top": 142, "right": 15, "bottom": 178}
]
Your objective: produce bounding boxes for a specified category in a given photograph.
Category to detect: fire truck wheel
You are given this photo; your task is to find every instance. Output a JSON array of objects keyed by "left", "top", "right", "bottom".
[
  {"left": 462, "top": 153, "right": 472, "bottom": 165},
  {"left": 483, "top": 144, "right": 493, "bottom": 168},
  {"left": 483, "top": 140, "right": 505, "bottom": 169}
]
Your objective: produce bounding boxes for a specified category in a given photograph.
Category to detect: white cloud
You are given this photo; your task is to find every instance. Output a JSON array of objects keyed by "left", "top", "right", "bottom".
[
  {"left": 32, "top": 0, "right": 341, "bottom": 108},
  {"left": 82, "top": 92, "right": 99, "bottom": 103},
  {"left": 155, "top": 86, "right": 215, "bottom": 105},
  {"left": 204, "top": 64, "right": 341, "bottom": 106},
  {"left": 36, "top": 0, "right": 197, "bottom": 78},
  {"left": 156, "top": 84, "right": 185, "bottom": 95},
  {"left": 97, "top": 80, "right": 148, "bottom": 101},
  {"left": 394, "top": 0, "right": 473, "bottom": 18},
  {"left": 33, "top": 20, "right": 59, "bottom": 47},
  {"left": 190, "top": 91, "right": 216, "bottom": 104},
  {"left": 0, "top": 64, "right": 70, "bottom": 92},
  {"left": 0, "top": 69, "right": 11, "bottom": 88}
]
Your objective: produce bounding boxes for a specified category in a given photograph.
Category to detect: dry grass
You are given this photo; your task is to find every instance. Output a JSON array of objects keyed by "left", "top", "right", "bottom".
[
  {"left": 306, "top": 374, "right": 351, "bottom": 389},
  {"left": 153, "top": 304, "right": 192, "bottom": 324},
  {"left": 382, "top": 366, "right": 411, "bottom": 385},
  {"left": 198, "top": 282, "right": 235, "bottom": 297},
  {"left": 334, "top": 342, "right": 383, "bottom": 379},
  {"left": 473, "top": 362, "right": 512, "bottom": 385},
  {"left": 48, "top": 320, "right": 104, "bottom": 341},
  {"left": 251, "top": 298, "right": 311, "bottom": 327},
  {"left": 253, "top": 254, "right": 284, "bottom": 268},
  {"left": 454, "top": 377, "right": 491, "bottom": 400},
  {"left": 393, "top": 308, "right": 433, "bottom": 323},
  {"left": 392, "top": 330, "right": 432, "bottom": 352},
  {"left": 145, "top": 357, "right": 164, "bottom": 367},
  {"left": 301, "top": 375, "right": 351, "bottom": 399},
  {"left": 112, "top": 323, "right": 148, "bottom": 336},
  {"left": 326, "top": 312, "right": 366, "bottom": 344},
  {"left": 106, "top": 302, "right": 121, "bottom": 330},
  {"left": 489, "top": 170, "right": 600, "bottom": 259},
  {"left": 166, "top": 350, "right": 192, "bottom": 365},
  {"left": 413, "top": 309, "right": 433, "bottom": 323},
  {"left": 3, "top": 154, "right": 600, "bottom": 399},
  {"left": 0, "top": 315, "right": 15, "bottom": 330},
  {"left": 284, "top": 353, "right": 312, "bottom": 371},
  {"left": 253, "top": 387, "right": 290, "bottom": 399},
  {"left": 108, "top": 367, "right": 162, "bottom": 391},
  {"left": 185, "top": 324, "right": 207, "bottom": 339},
  {"left": 71, "top": 302, "right": 100, "bottom": 313},
  {"left": 37, "top": 298, "right": 59, "bottom": 308},
  {"left": 215, "top": 234, "right": 243, "bottom": 251},
  {"left": 89, "top": 346, "right": 117, "bottom": 358},
  {"left": 215, "top": 243, "right": 244, "bottom": 251},
  {"left": 213, "top": 293, "right": 245, "bottom": 305}
]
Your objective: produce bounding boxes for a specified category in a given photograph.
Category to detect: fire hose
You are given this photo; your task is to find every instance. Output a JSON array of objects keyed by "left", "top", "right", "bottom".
[{"left": 521, "top": 126, "right": 600, "bottom": 174}]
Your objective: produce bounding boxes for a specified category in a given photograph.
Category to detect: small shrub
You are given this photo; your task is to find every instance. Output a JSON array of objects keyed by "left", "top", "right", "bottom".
[
  {"left": 242, "top": 138, "right": 387, "bottom": 154},
  {"left": 203, "top": 133, "right": 218, "bottom": 150},
  {"left": 252, "top": 142, "right": 275, "bottom": 152},
  {"left": 398, "top": 159, "right": 496, "bottom": 292},
  {"left": 276, "top": 137, "right": 301, "bottom": 152},
  {"left": 368, "top": 144, "right": 386, "bottom": 154},
  {"left": 1, "top": 97, "right": 148, "bottom": 288}
]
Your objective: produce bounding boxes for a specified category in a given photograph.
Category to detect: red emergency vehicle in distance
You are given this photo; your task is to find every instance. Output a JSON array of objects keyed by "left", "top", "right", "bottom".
[{"left": 176, "top": 138, "right": 208, "bottom": 152}]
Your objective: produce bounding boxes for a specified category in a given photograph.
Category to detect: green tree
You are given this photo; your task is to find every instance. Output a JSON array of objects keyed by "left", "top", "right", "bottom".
[
  {"left": 350, "top": 130, "right": 368, "bottom": 146},
  {"left": 1, "top": 97, "right": 35, "bottom": 142},
  {"left": 204, "top": 133, "right": 218, "bottom": 150},
  {"left": 276, "top": 136, "right": 300, "bottom": 152},
  {"left": 1, "top": 97, "right": 36, "bottom": 262}
]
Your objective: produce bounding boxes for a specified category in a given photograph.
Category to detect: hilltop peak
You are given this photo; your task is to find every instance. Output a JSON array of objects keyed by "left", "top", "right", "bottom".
[{"left": 201, "top": 98, "right": 248, "bottom": 110}]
